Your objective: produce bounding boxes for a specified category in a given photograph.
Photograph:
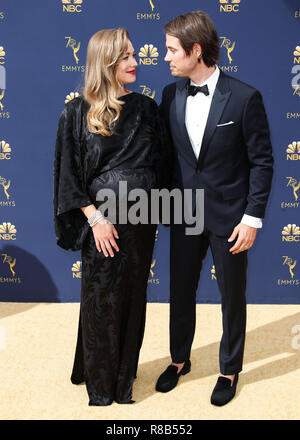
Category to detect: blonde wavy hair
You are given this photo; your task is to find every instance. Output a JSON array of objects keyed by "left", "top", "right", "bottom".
[{"left": 83, "top": 28, "right": 130, "bottom": 136}]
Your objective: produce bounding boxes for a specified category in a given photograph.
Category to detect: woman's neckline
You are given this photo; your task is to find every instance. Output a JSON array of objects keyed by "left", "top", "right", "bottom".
[{"left": 119, "top": 91, "right": 136, "bottom": 99}]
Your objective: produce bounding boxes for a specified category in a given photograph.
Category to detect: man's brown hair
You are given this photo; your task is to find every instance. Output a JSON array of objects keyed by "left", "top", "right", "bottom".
[{"left": 164, "top": 10, "right": 220, "bottom": 67}]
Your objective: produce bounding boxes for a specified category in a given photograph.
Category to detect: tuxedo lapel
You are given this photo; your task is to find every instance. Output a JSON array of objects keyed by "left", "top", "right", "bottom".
[
  {"left": 175, "top": 79, "right": 198, "bottom": 167},
  {"left": 197, "top": 72, "right": 231, "bottom": 167}
]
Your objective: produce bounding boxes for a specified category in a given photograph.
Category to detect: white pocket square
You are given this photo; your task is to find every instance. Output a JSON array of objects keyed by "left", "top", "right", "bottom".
[{"left": 217, "top": 121, "right": 235, "bottom": 127}]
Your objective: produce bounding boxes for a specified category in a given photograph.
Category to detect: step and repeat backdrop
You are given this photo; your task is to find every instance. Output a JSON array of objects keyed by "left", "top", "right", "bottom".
[{"left": 0, "top": 0, "right": 299, "bottom": 303}]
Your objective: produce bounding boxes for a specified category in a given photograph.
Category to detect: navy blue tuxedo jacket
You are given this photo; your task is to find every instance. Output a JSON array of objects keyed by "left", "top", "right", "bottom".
[{"left": 160, "top": 70, "right": 274, "bottom": 236}]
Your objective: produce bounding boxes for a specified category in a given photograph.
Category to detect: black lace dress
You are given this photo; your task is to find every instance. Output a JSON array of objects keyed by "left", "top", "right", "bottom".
[{"left": 53, "top": 93, "right": 171, "bottom": 405}]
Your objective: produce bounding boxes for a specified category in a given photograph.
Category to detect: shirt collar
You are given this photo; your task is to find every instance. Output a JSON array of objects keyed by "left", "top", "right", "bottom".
[{"left": 190, "top": 65, "right": 220, "bottom": 96}]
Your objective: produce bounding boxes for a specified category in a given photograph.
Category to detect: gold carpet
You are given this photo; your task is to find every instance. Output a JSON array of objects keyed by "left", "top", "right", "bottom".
[{"left": 0, "top": 302, "right": 300, "bottom": 420}]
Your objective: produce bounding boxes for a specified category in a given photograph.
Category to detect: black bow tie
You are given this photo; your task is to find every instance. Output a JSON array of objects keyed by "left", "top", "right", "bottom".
[{"left": 186, "top": 84, "right": 209, "bottom": 97}]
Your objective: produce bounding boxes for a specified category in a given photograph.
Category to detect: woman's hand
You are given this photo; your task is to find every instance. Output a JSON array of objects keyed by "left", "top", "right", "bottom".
[{"left": 92, "top": 221, "right": 120, "bottom": 257}]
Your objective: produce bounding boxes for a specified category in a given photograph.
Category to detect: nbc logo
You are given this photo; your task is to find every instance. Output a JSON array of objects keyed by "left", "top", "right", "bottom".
[
  {"left": 282, "top": 224, "right": 300, "bottom": 242},
  {"left": 0, "top": 222, "right": 17, "bottom": 240},
  {"left": 294, "top": 46, "right": 300, "bottom": 64},
  {"left": 65, "top": 92, "right": 79, "bottom": 104},
  {"left": 61, "top": 0, "right": 83, "bottom": 13},
  {"left": 0, "top": 46, "right": 5, "bottom": 64},
  {"left": 139, "top": 44, "right": 159, "bottom": 65},
  {"left": 72, "top": 261, "right": 81, "bottom": 279},
  {"left": 0, "top": 141, "right": 11, "bottom": 160},
  {"left": 286, "top": 141, "right": 300, "bottom": 160},
  {"left": 292, "top": 46, "right": 300, "bottom": 97},
  {"left": 219, "top": 0, "right": 240, "bottom": 13}
]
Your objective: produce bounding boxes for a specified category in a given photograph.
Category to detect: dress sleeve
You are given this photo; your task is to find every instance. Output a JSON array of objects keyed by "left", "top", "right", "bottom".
[{"left": 53, "top": 100, "right": 93, "bottom": 251}]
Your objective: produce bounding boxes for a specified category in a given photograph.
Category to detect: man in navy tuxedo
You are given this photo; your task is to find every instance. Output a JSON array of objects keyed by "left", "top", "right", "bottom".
[{"left": 156, "top": 10, "right": 273, "bottom": 405}]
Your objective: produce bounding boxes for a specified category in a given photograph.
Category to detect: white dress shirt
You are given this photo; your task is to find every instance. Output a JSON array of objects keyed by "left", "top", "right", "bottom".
[{"left": 185, "top": 65, "right": 262, "bottom": 229}]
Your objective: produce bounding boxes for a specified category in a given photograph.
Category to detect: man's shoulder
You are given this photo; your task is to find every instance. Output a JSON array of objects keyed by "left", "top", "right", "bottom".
[
  {"left": 221, "top": 71, "right": 260, "bottom": 99},
  {"left": 162, "top": 78, "right": 188, "bottom": 96}
]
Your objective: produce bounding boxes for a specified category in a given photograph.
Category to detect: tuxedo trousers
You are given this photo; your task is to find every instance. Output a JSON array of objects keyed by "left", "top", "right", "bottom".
[{"left": 170, "top": 223, "right": 247, "bottom": 375}]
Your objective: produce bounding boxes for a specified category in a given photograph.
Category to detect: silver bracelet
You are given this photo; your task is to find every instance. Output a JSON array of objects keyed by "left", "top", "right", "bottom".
[{"left": 87, "top": 210, "right": 110, "bottom": 227}]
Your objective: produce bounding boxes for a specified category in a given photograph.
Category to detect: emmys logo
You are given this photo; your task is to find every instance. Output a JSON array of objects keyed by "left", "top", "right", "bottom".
[
  {"left": 65, "top": 92, "right": 79, "bottom": 104},
  {"left": 292, "top": 46, "right": 300, "bottom": 97},
  {"left": 62, "top": 38, "right": 85, "bottom": 73},
  {"left": 220, "top": 37, "right": 235, "bottom": 64},
  {"left": 219, "top": 37, "right": 237, "bottom": 73},
  {"left": 281, "top": 177, "right": 300, "bottom": 209},
  {"left": 277, "top": 256, "right": 299, "bottom": 286},
  {"left": 137, "top": 0, "right": 160, "bottom": 20},
  {"left": 0, "top": 141, "right": 11, "bottom": 160},
  {"left": 139, "top": 85, "right": 156, "bottom": 99},
  {"left": 282, "top": 224, "right": 300, "bottom": 242},
  {"left": 149, "top": 0, "right": 155, "bottom": 11},
  {"left": 0, "top": 89, "right": 6, "bottom": 113},
  {"left": 65, "top": 37, "right": 80, "bottom": 64},
  {"left": 148, "top": 259, "right": 159, "bottom": 284},
  {"left": 283, "top": 256, "right": 297, "bottom": 279},
  {"left": 2, "top": 253, "right": 16, "bottom": 276},
  {"left": 0, "top": 222, "right": 17, "bottom": 240},
  {"left": 286, "top": 141, "right": 300, "bottom": 160},
  {"left": 286, "top": 177, "right": 300, "bottom": 201},
  {"left": 219, "top": 0, "right": 241, "bottom": 13},
  {"left": 0, "top": 175, "right": 14, "bottom": 207},
  {"left": 0, "top": 176, "right": 10, "bottom": 200},
  {"left": 211, "top": 265, "right": 217, "bottom": 280},
  {"left": 72, "top": 261, "right": 81, "bottom": 279},
  {"left": 1, "top": 253, "right": 21, "bottom": 284},
  {"left": 61, "top": 0, "right": 83, "bottom": 13},
  {"left": 139, "top": 44, "right": 159, "bottom": 65}
]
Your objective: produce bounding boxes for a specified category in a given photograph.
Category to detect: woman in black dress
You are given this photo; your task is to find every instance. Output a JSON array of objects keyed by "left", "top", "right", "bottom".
[{"left": 53, "top": 28, "right": 171, "bottom": 406}]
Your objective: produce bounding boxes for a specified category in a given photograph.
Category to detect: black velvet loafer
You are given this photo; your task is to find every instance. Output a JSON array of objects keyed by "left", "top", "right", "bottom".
[
  {"left": 210, "top": 373, "right": 239, "bottom": 406},
  {"left": 155, "top": 360, "right": 191, "bottom": 393}
]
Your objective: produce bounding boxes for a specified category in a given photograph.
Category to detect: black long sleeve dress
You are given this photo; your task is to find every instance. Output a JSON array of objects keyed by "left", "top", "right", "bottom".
[{"left": 53, "top": 92, "right": 171, "bottom": 406}]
